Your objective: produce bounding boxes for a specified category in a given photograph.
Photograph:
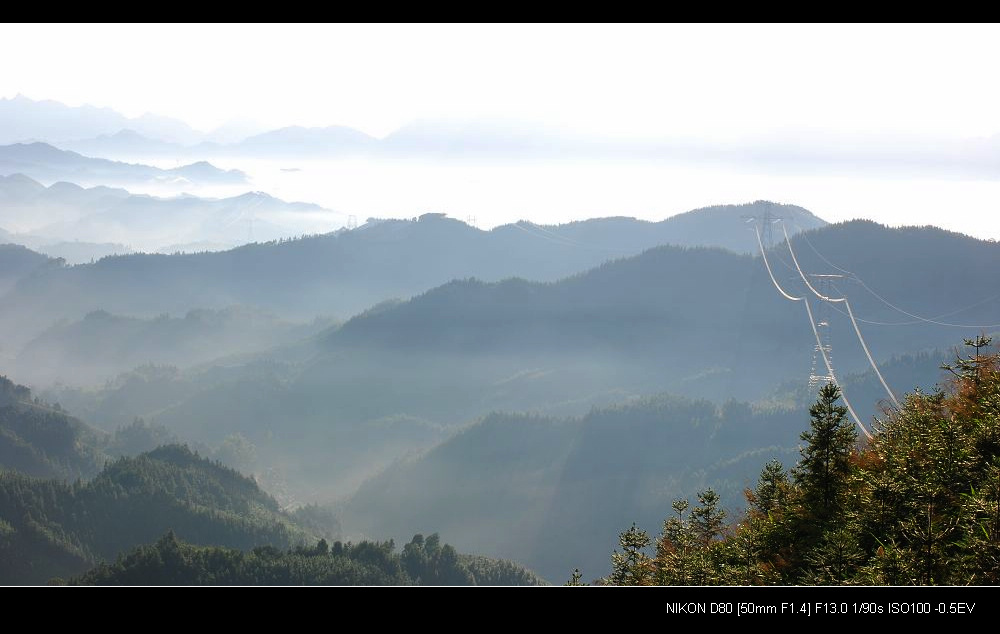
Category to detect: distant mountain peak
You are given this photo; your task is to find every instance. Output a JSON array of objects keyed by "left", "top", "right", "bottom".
[
  {"left": 0, "top": 94, "right": 201, "bottom": 145},
  {"left": 234, "top": 190, "right": 276, "bottom": 202},
  {"left": 1, "top": 172, "right": 45, "bottom": 187},
  {"left": 166, "top": 160, "right": 247, "bottom": 182},
  {"left": 107, "top": 128, "right": 147, "bottom": 140},
  {"left": 5, "top": 141, "right": 81, "bottom": 159},
  {"left": 47, "top": 180, "right": 86, "bottom": 193},
  {"left": 418, "top": 212, "right": 449, "bottom": 221},
  {"left": 233, "top": 124, "right": 377, "bottom": 157}
]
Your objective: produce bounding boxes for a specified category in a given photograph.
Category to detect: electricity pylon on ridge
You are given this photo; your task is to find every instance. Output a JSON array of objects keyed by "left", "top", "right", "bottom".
[
  {"left": 807, "top": 274, "right": 844, "bottom": 388},
  {"left": 741, "top": 207, "right": 784, "bottom": 250}
]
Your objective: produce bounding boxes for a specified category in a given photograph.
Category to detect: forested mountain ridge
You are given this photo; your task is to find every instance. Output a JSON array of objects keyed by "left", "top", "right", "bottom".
[
  {"left": 335, "top": 347, "right": 957, "bottom": 583},
  {"left": 0, "top": 242, "right": 54, "bottom": 296},
  {"left": 0, "top": 201, "right": 819, "bottom": 357},
  {"left": 6, "top": 208, "right": 997, "bottom": 585},
  {"left": 327, "top": 218, "right": 999, "bottom": 361},
  {"left": 12, "top": 306, "right": 337, "bottom": 387},
  {"left": 0, "top": 375, "right": 108, "bottom": 480},
  {"left": 548, "top": 200, "right": 824, "bottom": 255},
  {"left": 0, "top": 372, "right": 200, "bottom": 481},
  {"left": 304, "top": 219, "right": 999, "bottom": 425},
  {"left": 340, "top": 395, "right": 805, "bottom": 583},
  {"left": 0, "top": 374, "right": 545, "bottom": 586},
  {"left": 0, "top": 444, "right": 321, "bottom": 584},
  {"left": 30, "top": 219, "right": 996, "bottom": 529}
]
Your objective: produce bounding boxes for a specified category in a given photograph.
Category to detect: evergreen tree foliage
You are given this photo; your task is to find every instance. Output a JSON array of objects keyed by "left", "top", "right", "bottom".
[
  {"left": 794, "top": 383, "right": 857, "bottom": 526},
  {"left": 71, "top": 532, "right": 547, "bottom": 586}
]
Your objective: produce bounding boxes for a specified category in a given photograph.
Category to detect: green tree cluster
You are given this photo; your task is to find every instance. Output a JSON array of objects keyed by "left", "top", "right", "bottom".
[{"left": 71, "top": 531, "right": 547, "bottom": 586}]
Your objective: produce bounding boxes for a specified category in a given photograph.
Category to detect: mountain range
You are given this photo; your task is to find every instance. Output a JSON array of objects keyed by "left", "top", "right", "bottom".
[
  {"left": 12, "top": 307, "right": 337, "bottom": 387},
  {"left": 0, "top": 201, "right": 823, "bottom": 354},
  {"left": 0, "top": 173, "right": 341, "bottom": 258},
  {"left": 6, "top": 96, "right": 1000, "bottom": 182},
  {"left": 0, "top": 94, "right": 204, "bottom": 146},
  {"left": 17, "top": 216, "right": 993, "bottom": 581},
  {"left": 0, "top": 142, "right": 246, "bottom": 189},
  {"left": 3, "top": 203, "right": 994, "bottom": 584}
]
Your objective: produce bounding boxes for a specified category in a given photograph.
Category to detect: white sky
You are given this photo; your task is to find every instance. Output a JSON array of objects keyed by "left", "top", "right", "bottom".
[
  {"left": 3, "top": 23, "right": 1000, "bottom": 140},
  {"left": 2, "top": 23, "right": 1000, "bottom": 240}
]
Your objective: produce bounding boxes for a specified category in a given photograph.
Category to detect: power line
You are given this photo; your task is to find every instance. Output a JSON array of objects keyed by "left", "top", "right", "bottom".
[
  {"left": 843, "top": 296, "right": 901, "bottom": 409},
  {"left": 802, "top": 294, "right": 868, "bottom": 438},
  {"left": 754, "top": 222, "right": 801, "bottom": 301},
  {"left": 807, "top": 275, "right": 838, "bottom": 389},
  {"left": 753, "top": 223, "right": 871, "bottom": 438},
  {"left": 793, "top": 221, "right": 1000, "bottom": 330},
  {"left": 781, "top": 223, "right": 901, "bottom": 410}
]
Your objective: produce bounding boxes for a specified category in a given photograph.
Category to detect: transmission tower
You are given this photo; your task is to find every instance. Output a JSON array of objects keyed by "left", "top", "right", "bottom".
[
  {"left": 347, "top": 215, "right": 358, "bottom": 230},
  {"left": 807, "top": 274, "right": 844, "bottom": 387},
  {"left": 742, "top": 208, "right": 783, "bottom": 249}
]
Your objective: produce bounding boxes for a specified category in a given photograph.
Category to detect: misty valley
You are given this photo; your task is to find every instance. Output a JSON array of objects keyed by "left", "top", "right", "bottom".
[{"left": 3, "top": 92, "right": 1000, "bottom": 587}]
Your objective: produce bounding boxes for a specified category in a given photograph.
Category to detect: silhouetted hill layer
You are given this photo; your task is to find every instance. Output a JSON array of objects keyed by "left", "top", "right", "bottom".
[
  {"left": 0, "top": 142, "right": 245, "bottom": 187},
  {"left": 0, "top": 201, "right": 819, "bottom": 355}
]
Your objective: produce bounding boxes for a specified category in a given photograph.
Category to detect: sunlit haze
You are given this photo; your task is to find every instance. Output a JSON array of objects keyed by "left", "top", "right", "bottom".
[
  {"left": 3, "top": 24, "right": 999, "bottom": 139},
  {"left": 2, "top": 23, "right": 1000, "bottom": 240}
]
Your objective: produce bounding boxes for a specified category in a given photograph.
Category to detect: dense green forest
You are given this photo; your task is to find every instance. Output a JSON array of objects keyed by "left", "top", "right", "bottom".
[
  {"left": 70, "top": 530, "right": 547, "bottom": 586},
  {"left": 588, "top": 338, "right": 1000, "bottom": 585},
  {"left": 0, "top": 374, "right": 185, "bottom": 480},
  {"left": 0, "top": 443, "right": 319, "bottom": 584},
  {"left": 0, "top": 375, "right": 108, "bottom": 480}
]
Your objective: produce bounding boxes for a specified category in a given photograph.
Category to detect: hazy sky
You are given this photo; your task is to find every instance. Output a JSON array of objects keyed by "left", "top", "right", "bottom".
[
  {"left": 3, "top": 23, "right": 1000, "bottom": 240},
  {"left": 3, "top": 23, "right": 999, "bottom": 140}
]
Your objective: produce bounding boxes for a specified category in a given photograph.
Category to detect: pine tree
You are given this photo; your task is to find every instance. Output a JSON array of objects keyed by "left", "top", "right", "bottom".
[
  {"left": 654, "top": 499, "right": 696, "bottom": 585},
  {"left": 794, "top": 383, "right": 857, "bottom": 526},
  {"left": 749, "top": 459, "right": 789, "bottom": 516},
  {"left": 565, "top": 568, "right": 586, "bottom": 586},
  {"left": 609, "top": 523, "right": 652, "bottom": 585}
]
